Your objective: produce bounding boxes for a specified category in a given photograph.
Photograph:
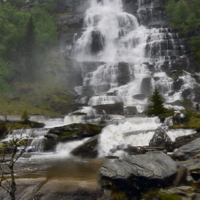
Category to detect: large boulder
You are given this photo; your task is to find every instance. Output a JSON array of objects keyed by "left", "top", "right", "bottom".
[
  {"left": 149, "top": 127, "right": 173, "bottom": 151},
  {"left": 100, "top": 152, "right": 177, "bottom": 194},
  {"left": 173, "top": 138, "right": 200, "bottom": 161},
  {"left": 49, "top": 123, "right": 103, "bottom": 142},
  {"left": 70, "top": 135, "right": 99, "bottom": 158}
]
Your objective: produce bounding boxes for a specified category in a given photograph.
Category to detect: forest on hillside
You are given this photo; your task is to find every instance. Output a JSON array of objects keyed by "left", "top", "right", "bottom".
[
  {"left": 166, "top": 0, "right": 200, "bottom": 62},
  {"left": 0, "top": 0, "right": 58, "bottom": 93},
  {"left": 0, "top": 0, "right": 79, "bottom": 115}
]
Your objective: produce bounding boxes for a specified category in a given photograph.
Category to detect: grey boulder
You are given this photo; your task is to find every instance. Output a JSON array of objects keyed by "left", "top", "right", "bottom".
[
  {"left": 173, "top": 137, "right": 200, "bottom": 160},
  {"left": 100, "top": 152, "right": 177, "bottom": 192}
]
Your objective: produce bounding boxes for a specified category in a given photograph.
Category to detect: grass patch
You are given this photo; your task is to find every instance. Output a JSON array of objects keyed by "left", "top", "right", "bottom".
[
  {"left": 170, "top": 110, "right": 200, "bottom": 131},
  {"left": 142, "top": 189, "right": 179, "bottom": 200}
]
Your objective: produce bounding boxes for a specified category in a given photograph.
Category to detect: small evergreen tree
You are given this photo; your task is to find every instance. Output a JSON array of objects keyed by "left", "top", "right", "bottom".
[
  {"left": 148, "top": 87, "right": 166, "bottom": 116},
  {"left": 21, "top": 110, "right": 30, "bottom": 122}
]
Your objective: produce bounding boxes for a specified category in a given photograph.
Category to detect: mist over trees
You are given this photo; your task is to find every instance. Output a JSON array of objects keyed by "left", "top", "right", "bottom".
[{"left": 0, "top": 0, "right": 58, "bottom": 93}]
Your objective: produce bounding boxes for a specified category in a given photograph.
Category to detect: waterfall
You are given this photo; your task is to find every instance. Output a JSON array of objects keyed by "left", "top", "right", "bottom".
[{"left": 70, "top": 0, "right": 198, "bottom": 112}]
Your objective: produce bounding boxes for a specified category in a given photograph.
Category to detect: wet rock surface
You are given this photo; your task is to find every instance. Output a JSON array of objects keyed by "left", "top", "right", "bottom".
[
  {"left": 159, "top": 186, "right": 197, "bottom": 200},
  {"left": 173, "top": 137, "right": 200, "bottom": 161},
  {"left": 172, "top": 132, "right": 200, "bottom": 149},
  {"left": 49, "top": 123, "right": 104, "bottom": 142},
  {"left": 93, "top": 103, "right": 124, "bottom": 115},
  {"left": 149, "top": 127, "right": 173, "bottom": 150},
  {"left": 100, "top": 152, "right": 177, "bottom": 192},
  {"left": 0, "top": 178, "right": 47, "bottom": 200},
  {"left": 71, "top": 134, "right": 99, "bottom": 158}
]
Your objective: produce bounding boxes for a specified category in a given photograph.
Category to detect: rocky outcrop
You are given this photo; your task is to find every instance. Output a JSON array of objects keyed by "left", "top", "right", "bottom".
[
  {"left": 177, "top": 159, "right": 200, "bottom": 178},
  {"left": 132, "top": 94, "right": 146, "bottom": 100},
  {"left": 124, "top": 106, "right": 138, "bottom": 115},
  {"left": 93, "top": 103, "right": 124, "bottom": 115},
  {"left": 149, "top": 127, "right": 173, "bottom": 150},
  {"left": 43, "top": 134, "right": 59, "bottom": 151},
  {"left": 173, "top": 79, "right": 184, "bottom": 92},
  {"left": 49, "top": 123, "right": 104, "bottom": 142},
  {"left": 173, "top": 138, "right": 200, "bottom": 161},
  {"left": 117, "top": 62, "right": 131, "bottom": 86},
  {"left": 172, "top": 132, "right": 199, "bottom": 149},
  {"left": 71, "top": 134, "right": 99, "bottom": 158},
  {"left": 159, "top": 186, "right": 197, "bottom": 200},
  {"left": 148, "top": 21, "right": 167, "bottom": 28},
  {"left": 141, "top": 77, "right": 152, "bottom": 96},
  {"left": 100, "top": 152, "right": 177, "bottom": 194}
]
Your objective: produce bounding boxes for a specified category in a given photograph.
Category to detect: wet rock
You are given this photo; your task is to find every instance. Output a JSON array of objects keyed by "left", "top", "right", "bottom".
[
  {"left": 124, "top": 145, "right": 142, "bottom": 155},
  {"left": 177, "top": 159, "right": 200, "bottom": 176},
  {"left": 171, "top": 57, "right": 189, "bottom": 71},
  {"left": 106, "top": 91, "right": 117, "bottom": 96},
  {"left": 182, "top": 88, "right": 192, "bottom": 99},
  {"left": 173, "top": 138, "right": 200, "bottom": 161},
  {"left": 172, "top": 132, "right": 199, "bottom": 149},
  {"left": 173, "top": 78, "right": 184, "bottom": 91},
  {"left": 148, "top": 21, "right": 167, "bottom": 28},
  {"left": 159, "top": 186, "right": 196, "bottom": 200},
  {"left": 173, "top": 166, "right": 188, "bottom": 187},
  {"left": 149, "top": 127, "right": 173, "bottom": 151},
  {"left": 94, "top": 102, "right": 124, "bottom": 115},
  {"left": 81, "top": 86, "right": 95, "bottom": 96},
  {"left": 0, "top": 178, "right": 47, "bottom": 200},
  {"left": 117, "top": 62, "right": 131, "bottom": 86},
  {"left": 91, "top": 29, "right": 105, "bottom": 54},
  {"left": 124, "top": 106, "right": 138, "bottom": 115},
  {"left": 132, "top": 94, "right": 146, "bottom": 100},
  {"left": 100, "top": 152, "right": 177, "bottom": 193},
  {"left": 71, "top": 135, "right": 99, "bottom": 158},
  {"left": 49, "top": 123, "right": 104, "bottom": 142},
  {"left": 141, "top": 77, "right": 152, "bottom": 96},
  {"left": 34, "top": 179, "right": 101, "bottom": 200},
  {"left": 43, "top": 134, "right": 60, "bottom": 151},
  {"left": 21, "top": 120, "right": 45, "bottom": 128}
]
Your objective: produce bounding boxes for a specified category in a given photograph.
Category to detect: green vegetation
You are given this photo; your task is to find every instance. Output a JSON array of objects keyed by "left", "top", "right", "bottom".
[
  {"left": 171, "top": 110, "right": 200, "bottom": 130},
  {"left": 0, "top": 0, "right": 76, "bottom": 115},
  {"left": 142, "top": 189, "right": 179, "bottom": 200},
  {"left": 21, "top": 110, "right": 30, "bottom": 122},
  {"left": 148, "top": 87, "right": 167, "bottom": 116},
  {"left": 112, "top": 192, "right": 128, "bottom": 200},
  {"left": 166, "top": 0, "right": 200, "bottom": 63}
]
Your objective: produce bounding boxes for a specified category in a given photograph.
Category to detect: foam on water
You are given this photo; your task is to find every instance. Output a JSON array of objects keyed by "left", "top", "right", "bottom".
[{"left": 98, "top": 117, "right": 161, "bottom": 157}]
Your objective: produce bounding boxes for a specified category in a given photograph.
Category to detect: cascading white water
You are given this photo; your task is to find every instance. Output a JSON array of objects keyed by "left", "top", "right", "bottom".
[
  {"left": 98, "top": 117, "right": 161, "bottom": 157},
  {"left": 71, "top": 0, "right": 199, "bottom": 111}
]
